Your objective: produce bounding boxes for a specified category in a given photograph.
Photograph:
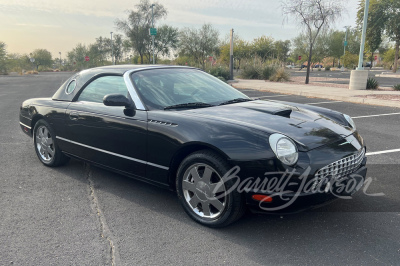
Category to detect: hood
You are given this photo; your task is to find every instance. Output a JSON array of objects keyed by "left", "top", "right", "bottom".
[{"left": 183, "top": 100, "right": 353, "bottom": 151}]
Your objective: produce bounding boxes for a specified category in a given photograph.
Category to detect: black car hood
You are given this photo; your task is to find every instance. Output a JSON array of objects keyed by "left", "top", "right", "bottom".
[{"left": 184, "top": 100, "right": 353, "bottom": 151}]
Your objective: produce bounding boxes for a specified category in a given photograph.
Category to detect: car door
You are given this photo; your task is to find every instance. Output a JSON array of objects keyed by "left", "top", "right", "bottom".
[{"left": 61, "top": 75, "right": 148, "bottom": 179}]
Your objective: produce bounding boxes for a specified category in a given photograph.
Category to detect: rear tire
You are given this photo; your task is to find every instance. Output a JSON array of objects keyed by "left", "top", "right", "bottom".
[
  {"left": 33, "top": 119, "right": 69, "bottom": 167},
  {"left": 176, "top": 150, "right": 245, "bottom": 227}
]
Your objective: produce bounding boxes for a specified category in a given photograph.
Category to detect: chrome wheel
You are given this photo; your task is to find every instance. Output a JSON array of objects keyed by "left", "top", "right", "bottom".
[
  {"left": 35, "top": 125, "right": 55, "bottom": 162},
  {"left": 182, "top": 163, "right": 226, "bottom": 219}
]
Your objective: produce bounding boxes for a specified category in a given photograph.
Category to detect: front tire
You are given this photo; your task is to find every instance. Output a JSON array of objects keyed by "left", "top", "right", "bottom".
[
  {"left": 176, "top": 150, "right": 245, "bottom": 227},
  {"left": 33, "top": 119, "right": 69, "bottom": 167}
]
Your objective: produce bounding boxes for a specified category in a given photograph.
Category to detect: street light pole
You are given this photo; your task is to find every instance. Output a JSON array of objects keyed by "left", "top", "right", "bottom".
[
  {"left": 357, "top": 0, "right": 370, "bottom": 70},
  {"left": 344, "top": 26, "right": 350, "bottom": 57},
  {"left": 229, "top": 29, "right": 234, "bottom": 80},
  {"left": 349, "top": 0, "right": 370, "bottom": 90},
  {"left": 110, "top": 32, "right": 114, "bottom": 65},
  {"left": 59, "top": 52, "right": 61, "bottom": 69},
  {"left": 151, "top": 4, "right": 155, "bottom": 64}
]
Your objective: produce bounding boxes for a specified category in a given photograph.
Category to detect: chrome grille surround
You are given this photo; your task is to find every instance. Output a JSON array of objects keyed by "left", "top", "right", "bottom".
[{"left": 313, "top": 148, "right": 365, "bottom": 189}]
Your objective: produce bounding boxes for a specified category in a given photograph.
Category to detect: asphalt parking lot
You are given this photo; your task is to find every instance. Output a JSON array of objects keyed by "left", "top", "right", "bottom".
[{"left": 1, "top": 72, "right": 399, "bottom": 265}]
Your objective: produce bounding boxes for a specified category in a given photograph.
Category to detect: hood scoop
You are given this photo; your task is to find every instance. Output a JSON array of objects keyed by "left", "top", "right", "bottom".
[{"left": 244, "top": 107, "right": 292, "bottom": 118}]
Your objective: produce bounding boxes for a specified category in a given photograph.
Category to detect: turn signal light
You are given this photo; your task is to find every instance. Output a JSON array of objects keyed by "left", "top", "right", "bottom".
[{"left": 252, "top": 195, "right": 273, "bottom": 202}]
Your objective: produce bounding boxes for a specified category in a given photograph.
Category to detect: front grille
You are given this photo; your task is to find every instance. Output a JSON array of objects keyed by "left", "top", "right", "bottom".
[{"left": 313, "top": 148, "right": 365, "bottom": 189}]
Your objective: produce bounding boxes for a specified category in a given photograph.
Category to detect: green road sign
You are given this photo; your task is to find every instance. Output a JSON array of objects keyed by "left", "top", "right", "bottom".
[
  {"left": 150, "top": 28, "right": 157, "bottom": 36},
  {"left": 344, "top": 41, "right": 348, "bottom": 46}
]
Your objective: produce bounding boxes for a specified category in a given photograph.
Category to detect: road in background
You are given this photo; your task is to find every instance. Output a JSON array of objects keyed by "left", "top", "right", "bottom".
[{"left": 1, "top": 73, "right": 399, "bottom": 265}]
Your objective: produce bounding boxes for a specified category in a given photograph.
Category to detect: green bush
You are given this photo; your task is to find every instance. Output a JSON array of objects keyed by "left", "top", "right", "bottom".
[
  {"left": 325, "top": 66, "right": 331, "bottom": 71},
  {"left": 241, "top": 64, "right": 262, "bottom": 79},
  {"left": 217, "top": 76, "right": 227, "bottom": 82},
  {"left": 260, "top": 65, "right": 277, "bottom": 80},
  {"left": 393, "top": 84, "right": 400, "bottom": 91},
  {"left": 366, "top": 77, "right": 379, "bottom": 90},
  {"left": 269, "top": 68, "right": 290, "bottom": 82},
  {"left": 207, "top": 66, "right": 230, "bottom": 81}
]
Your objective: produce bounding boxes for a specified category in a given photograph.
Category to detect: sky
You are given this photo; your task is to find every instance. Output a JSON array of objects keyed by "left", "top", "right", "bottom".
[{"left": 0, "top": 0, "right": 360, "bottom": 57}]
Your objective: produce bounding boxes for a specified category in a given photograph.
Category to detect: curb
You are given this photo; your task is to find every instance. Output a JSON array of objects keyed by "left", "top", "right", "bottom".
[{"left": 232, "top": 84, "right": 400, "bottom": 109}]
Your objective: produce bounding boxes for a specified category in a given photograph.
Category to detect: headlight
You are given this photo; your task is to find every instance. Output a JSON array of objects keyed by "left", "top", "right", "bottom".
[
  {"left": 343, "top": 114, "right": 356, "bottom": 129},
  {"left": 269, "top": 134, "right": 298, "bottom": 165}
]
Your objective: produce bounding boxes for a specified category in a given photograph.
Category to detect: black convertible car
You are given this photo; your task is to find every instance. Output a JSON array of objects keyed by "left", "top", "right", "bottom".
[{"left": 19, "top": 65, "right": 367, "bottom": 227}]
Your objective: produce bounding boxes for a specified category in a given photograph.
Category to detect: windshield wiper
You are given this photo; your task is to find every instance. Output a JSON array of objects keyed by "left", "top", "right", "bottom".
[
  {"left": 218, "top": 98, "right": 253, "bottom": 106},
  {"left": 164, "top": 102, "right": 214, "bottom": 110}
]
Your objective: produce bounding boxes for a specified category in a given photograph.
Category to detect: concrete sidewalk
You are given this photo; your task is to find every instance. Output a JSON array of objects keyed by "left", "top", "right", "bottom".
[{"left": 231, "top": 79, "right": 400, "bottom": 108}]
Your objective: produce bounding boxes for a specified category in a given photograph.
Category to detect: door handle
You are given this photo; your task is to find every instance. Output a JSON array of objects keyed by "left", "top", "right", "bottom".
[{"left": 69, "top": 112, "right": 79, "bottom": 120}]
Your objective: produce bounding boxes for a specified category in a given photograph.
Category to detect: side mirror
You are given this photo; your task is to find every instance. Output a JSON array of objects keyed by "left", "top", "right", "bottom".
[{"left": 103, "top": 94, "right": 135, "bottom": 109}]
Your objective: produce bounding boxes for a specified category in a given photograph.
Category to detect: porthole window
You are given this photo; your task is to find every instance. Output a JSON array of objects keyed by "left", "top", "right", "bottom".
[{"left": 65, "top": 80, "right": 76, "bottom": 95}]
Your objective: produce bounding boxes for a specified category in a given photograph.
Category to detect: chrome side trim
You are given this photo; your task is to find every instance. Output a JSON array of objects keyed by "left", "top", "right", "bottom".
[
  {"left": 56, "top": 136, "right": 169, "bottom": 170},
  {"left": 123, "top": 69, "right": 146, "bottom": 110},
  {"left": 19, "top": 122, "right": 31, "bottom": 129}
]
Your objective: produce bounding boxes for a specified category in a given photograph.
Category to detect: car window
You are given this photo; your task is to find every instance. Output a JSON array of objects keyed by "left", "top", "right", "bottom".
[
  {"left": 132, "top": 69, "right": 248, "bottom": 110},
  {"left": 78, "top": 76, "right": 128, "bottom": 103},
  {"left": 65, "top": 80, "right": 76, "bottom": 94}
]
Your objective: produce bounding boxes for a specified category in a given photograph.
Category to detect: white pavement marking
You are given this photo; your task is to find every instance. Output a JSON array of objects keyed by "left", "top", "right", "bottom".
[
  {"left": 306, "top": 101, "right": 343, "bottom": 105},
  {"left": 366, "top": 148, "right": 400, "bottom": 156},
  {"left": 352, "top": 112, "right": 400, "bottom": 119}
]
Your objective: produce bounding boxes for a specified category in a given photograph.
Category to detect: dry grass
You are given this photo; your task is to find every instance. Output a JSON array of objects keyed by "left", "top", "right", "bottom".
[{"left": 269, "top": 68, "right": 290, "bottom": 82}]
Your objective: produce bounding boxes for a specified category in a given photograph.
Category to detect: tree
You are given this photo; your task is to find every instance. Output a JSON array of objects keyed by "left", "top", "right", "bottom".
[
  {"left": 219, "top": 37, "right": 251, "bottom": 70},
  {"left": 144, "top": 25, "right": 179, "bottom": 63},
  {"left": 274, "top": 40, "right": 291, "bottom": 63},
  {"left": 67, "top": 43, "right": 89, "bottom": 70},
  {"left": 291, "top": 32, "right": 329, "bottom": 67},
  {"left": 326, "top": 30, "right": 345, "bottom": 66},
  {"left": 282, "top": 0, "right": 344, "bottom": 84},
  {"left": 359, "top": 0, "right": 400, "bottom": 72},
  {"left": 383, "top": 0, "right": 400, "bottom": 72},
  {"left": 30, "top": 49, "right": 52, "bottom": 70},
  {"left": 178, "top": 24, "right": 220, "bottom": 69},
  {"left": 111, "top": 34, "right": 124, "bottom": 64},
  {"left": 251, "top": 36, "right": 275, "bottom": 62},
  {"left": 341, "top": 51, "right": 359, "bottom": 69},
  {"left": 115, "top": 0, "right": 167, "bottom": 64},
  {"left": 0, "top": 42, "right": 7, "bottom": 74}
]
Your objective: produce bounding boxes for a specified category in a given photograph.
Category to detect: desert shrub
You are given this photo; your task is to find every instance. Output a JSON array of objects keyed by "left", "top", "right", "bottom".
[
  {"left": 366, "top": 77, "right": 379, "bottom": 90},
  {"left": 393, "top": 84, "right": 400, "bottom": 91},
  {"left": 25, "top": 70, "right": 39, "bottom": 75},
  {"left": 260, "top": 65, "right": 277, "bottom": 80},
  {"left": 269, "top": 68, "right": 290, "bottom": 82},
  {"left": 207, "top": 66, "right": 230, "bottom": 81},
  {"left": 325, "top": 66, "right": 331, "bottom": 71},
  {"left": 240, "top": 64, "right": 262, "bottom": 79}
]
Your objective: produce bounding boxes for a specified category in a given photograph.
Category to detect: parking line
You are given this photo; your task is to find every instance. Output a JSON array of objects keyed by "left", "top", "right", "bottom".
[
  {"left": 366, "top": 148, "right": 400, "bottom": 156},
  {"left": 306, "top": 101, "right": 343, "bottom": 105},
  {"left": 352, "top": 112, "right": 400, "bottom": 119}
]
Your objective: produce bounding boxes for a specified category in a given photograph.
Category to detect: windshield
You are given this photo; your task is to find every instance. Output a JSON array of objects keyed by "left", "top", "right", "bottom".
[{"left": 131, "top": 68, "right": 250, "bottom": 110}]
